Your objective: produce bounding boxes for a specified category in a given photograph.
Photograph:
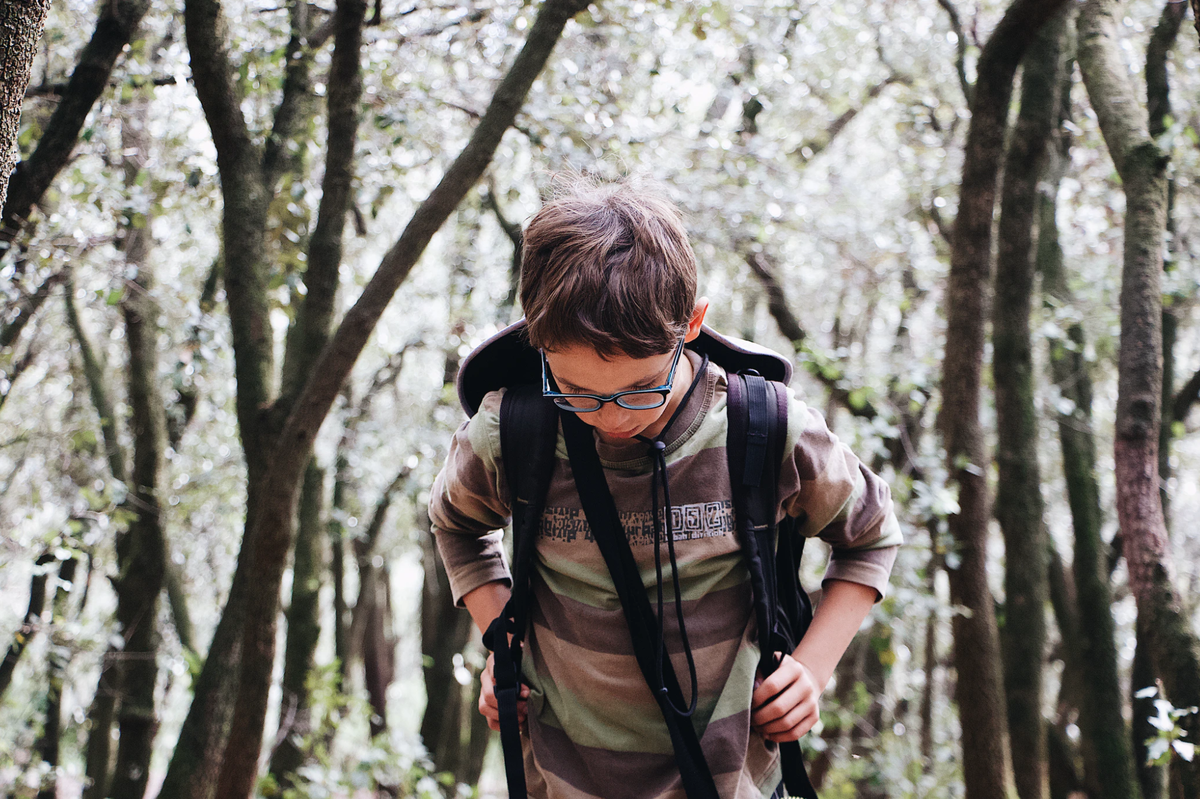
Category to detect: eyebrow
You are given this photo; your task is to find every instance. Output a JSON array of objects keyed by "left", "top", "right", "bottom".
[{"left": 556, "top": 372, "right": 664, "bottom": 394}]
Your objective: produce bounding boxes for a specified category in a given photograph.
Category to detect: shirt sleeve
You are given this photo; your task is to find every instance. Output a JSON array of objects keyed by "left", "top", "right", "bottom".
[
  {"left": 429, "top": 390, "right": 515, "bottom": 606},
  {"left": 777, "top": 387, "right": 903, "bottom": 600}
]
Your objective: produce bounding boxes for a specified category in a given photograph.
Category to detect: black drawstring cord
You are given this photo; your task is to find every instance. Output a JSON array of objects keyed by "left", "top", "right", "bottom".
[{"left": 637, "top": 352, "right": 708, "bottom": 718}]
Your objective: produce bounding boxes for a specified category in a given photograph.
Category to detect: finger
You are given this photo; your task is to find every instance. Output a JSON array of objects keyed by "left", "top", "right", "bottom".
[
  {"left": 762, "top": 705, "right": 820, "bottom": 742},
  {"left": 758, "top": 694, "right": 819, "bottom": 737},
  {"left": 751, "top": 679, "right": 810, "bottom": 726}
]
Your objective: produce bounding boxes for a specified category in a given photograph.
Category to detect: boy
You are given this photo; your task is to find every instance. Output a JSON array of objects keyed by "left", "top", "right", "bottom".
[{"left": 430, "top": 180, "right": 902, "bottom": 798}]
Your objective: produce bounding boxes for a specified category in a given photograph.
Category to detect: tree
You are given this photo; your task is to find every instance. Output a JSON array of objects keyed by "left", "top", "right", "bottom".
[
  {"left": 0, "top": 0, "right": 51, "bottom": 216},
  {"left": 936, "top": 2, "right": 1069, "bottom": 797},
  {"left": 1078, "top": 0, "right": 1200, "bottom": 795},
  {"left": 992, "top": 12, "right": 1066, "bottom": 798},
  {"left": 158, "top": 0, "right": 592, "bottom": 796}
]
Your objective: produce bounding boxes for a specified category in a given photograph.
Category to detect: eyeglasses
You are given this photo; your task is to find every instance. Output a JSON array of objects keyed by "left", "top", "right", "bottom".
[{"left": 541, "top": 338, "right": 686, "bottom": 413}]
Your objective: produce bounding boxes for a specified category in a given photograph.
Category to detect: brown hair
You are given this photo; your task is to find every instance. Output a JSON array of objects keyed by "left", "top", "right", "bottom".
[{"left": 519, "top": 178, "right": 697, "bottom": 359}]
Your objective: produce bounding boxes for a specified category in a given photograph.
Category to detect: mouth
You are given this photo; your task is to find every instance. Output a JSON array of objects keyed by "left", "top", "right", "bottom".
[{"left": 600, "top": 428, "right": 639, "bottom": 439}]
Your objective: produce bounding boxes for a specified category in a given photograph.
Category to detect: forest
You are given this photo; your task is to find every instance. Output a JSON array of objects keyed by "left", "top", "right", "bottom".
[{"left": 1, "top": 0, "right": 1199, "bottom": 797}]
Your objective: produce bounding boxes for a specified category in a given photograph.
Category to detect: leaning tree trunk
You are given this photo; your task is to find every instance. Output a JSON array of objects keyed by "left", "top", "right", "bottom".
[
  {"left": 0, "top": 0, "right": 50, "bottom": 216},
  {"left": 1078, "top": 1, "right": 1200, "bottom": 796},
  {"left": 936, "top": 1, "right": 1069, "bottom": 797},
  {"left": 992, "top": 14, "right": 1065, "bottom": 798},
  {"left": 1, "top": 0, "right": 150, "bottom": 251}
]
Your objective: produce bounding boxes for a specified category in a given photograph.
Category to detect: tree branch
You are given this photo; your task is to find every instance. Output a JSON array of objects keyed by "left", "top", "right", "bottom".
[
  {"left": 278, "top": 0, "right": 367, "bottom": 407},
  {"left": 742, "top": 247, "right": 885, "bottom": 420},
  {"left": 1, "top": 269, "right": 63, "bottom": 351},
  {"left": 1, "top": 0, "right": 151, "bottom": 251},
  {"left": 793, "top": 73, "right": 910, "bottom": 163},
  {"left": 24, "top": 75, "right": 179, "bottom": 99},
  {"left": 937, "top": 0, "right": 974, "bottom": 107},
  {"left": 262, "top": 0, "right": 318, "bottom": 193},
  {"left": 63, "top": 270, "right": 128, "bottom": 484},
  {"left": 1174, "top": 367, "right": 1200, "bottom": 423}
]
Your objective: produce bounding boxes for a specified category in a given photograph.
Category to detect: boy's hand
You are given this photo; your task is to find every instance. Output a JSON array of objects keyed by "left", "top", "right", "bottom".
[
  {"left": 479, "top": 652, "right": 531, "bottom": 731},
  {"left": 750, "top": 654, "right": 821, "bottom": 742}
]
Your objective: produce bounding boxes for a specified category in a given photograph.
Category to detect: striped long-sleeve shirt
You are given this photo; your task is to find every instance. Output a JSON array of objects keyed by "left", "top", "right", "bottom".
[{"left": 430, "top": 353, "right": 902, "bottom": 799}]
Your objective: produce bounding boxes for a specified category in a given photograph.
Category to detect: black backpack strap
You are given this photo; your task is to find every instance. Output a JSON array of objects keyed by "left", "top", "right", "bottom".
[
  {"left": 485, "top": 385, "right": 559, "bottom": 799},
  {"left": 727, "top": 372, "right": 818, "bottom": 799},
  {"left": 560, "top": 412, "right": 721, "bottom": 799}
]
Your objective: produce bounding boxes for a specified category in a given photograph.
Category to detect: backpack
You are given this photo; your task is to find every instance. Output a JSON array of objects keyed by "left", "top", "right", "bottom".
[{"left": 456, "top": 320, "right": 817, "bottom": 799}]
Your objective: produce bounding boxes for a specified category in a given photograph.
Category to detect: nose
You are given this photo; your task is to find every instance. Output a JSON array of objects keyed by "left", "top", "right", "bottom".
[{"left": 596, "top": 402, "right": 633, "bottom": 432}]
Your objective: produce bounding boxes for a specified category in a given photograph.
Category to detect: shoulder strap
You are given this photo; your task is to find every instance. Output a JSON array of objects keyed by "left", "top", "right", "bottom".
[
  {"left": 560, "top": 412, "right": 721, "bottom": 799},
  {"left": 727, "top": 372, "right": 818, "bottom": 799},
  {"left": 485, "top": 385, "right": 559, "bottom": 799}
]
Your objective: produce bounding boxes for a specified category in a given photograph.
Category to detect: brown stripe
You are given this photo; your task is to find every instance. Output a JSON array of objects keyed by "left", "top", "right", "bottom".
[
  {"left": 527, "top": 709, "right": 768, "bottom": 797},
  {"left": 531, "top": 579, "right": 754, "bottom": 656}
]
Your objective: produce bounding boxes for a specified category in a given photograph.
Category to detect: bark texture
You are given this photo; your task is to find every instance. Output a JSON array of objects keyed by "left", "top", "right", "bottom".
[
  {"left": 108, "top": 101, "right": 168, "bottom": 799},
  {"left": 936, "top": 2, "right": 1069, "bottom": 797},
  {"left": 1039, "top": 49, "right": 1142, "bottom": 799},
  {"left": 1078, "top": 1, "right": 1200, "bottom": 795},
  {"left": 1146, "top": 0, "right": 1186, "bottom": 525},
  {"left": 266, "top": 461, "right": 326, "bottom": 792},
  {"left": 1, "top": 0, "right": 150, "bottom": 250},
  {"left": 0, "top": 0, "right": 50, "bottom": 221},
  {"left": 993, "top": 15, "right": 1064, "bottom": 799}
]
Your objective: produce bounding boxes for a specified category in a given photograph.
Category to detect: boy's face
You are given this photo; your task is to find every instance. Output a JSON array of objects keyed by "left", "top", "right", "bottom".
[
  {"left": 541, "top": 300, "right": 709, "bottom": 446},
  {"left": 542, "top": 342, "right": 689, "bottom": 445}
]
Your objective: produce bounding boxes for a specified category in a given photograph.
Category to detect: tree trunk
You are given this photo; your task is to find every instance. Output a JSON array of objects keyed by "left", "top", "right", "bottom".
[
  {"left": 0, "top": 551, "right": 54, "bottom": 700},
  {"left": 1, "top": 0, "right": 151, "bottom": 251},
  {"left": 267, "top": 461, "right": 326, "bottom": 792},
  {"left": 1078, "top": 1, "right": 1200, "bottom": 795},
  {"left": 993, "top": 13, "right": 1065, "bottom": 799},
  {"left": 419, "top": 519, "right": 474, "bottom": 769},
  {"left": 1146, "top": 0, "right": 1187, "bottom": 528},
  {"left": 35, "top": 554, "right": 79, "bottom": 799},
  {"left": 82, "top": 653, "right": 120, "bottom": 799},
  {"left": 330, "top": 447, "right": 351, "bottom": 690},
  {"left": 1134, "top": 614, "right": 1169, "bottom": 799},
  {"left": 108, "top": 101, "right": 169, "bottom": 797},
  {"left": 0, "top": 0, "right": 50, "bottom": 224},
  {"left": 937, "top": 2, "right": 1069, "bottom": 797}
]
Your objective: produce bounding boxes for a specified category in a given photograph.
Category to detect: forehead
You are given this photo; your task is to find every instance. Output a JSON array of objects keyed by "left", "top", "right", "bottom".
[{"left": 544, "top": 343, "right": 674, "bottom": 393}]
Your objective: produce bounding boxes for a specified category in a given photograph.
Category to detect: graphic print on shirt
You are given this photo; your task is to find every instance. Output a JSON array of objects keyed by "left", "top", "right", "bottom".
[{"left": 539, "top": 500, "right": 735, "bottom": 546}]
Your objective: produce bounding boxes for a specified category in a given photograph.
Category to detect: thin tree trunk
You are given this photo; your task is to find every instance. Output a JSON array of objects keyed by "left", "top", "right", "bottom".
[
  {"left": 1, "top": 0, "right": 151, "bottom": 250},
  {"left": 108, "top": 99, "right": 169, "bottom": 798},
  {"left": 0, "top": 0, "right": 51, "bottom": 217},
  {"left": 0, "top": 551, "right": 54, "bottom": 700},
  {"left": 1146, "top": 0, "right": 1186, "bottom": 528},
  {"left": 993, "top": 14, "right": 1065, "bottom": 799},
  {"left": 1039, "top": 37, "right": 1142, "bottom": 797},
  {"left": 35, "top": 554, "right": 79, "bottom": 799},
  {"left": 266, "top": 461, "right": 326, "bottom": 792},
  {"left": 330, "top": 447, "right": 351, "bottom": 690},
  {"left": 937, "top": 3, "right": 1069, "bottom": 797},
  {"left": 420, "top": 517, "right": 473, "bottom": 769},
  {"left": 82, "top": 654, "right": 120, "bottom": 799},
  {"left": 1078, "top": 2, "right": 1200, "bottom": 796}
]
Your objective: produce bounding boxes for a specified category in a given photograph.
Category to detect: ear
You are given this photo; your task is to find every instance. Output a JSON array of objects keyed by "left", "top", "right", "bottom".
[{"left": 684, "top": 298, "right": 709, "bottom": 342}]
